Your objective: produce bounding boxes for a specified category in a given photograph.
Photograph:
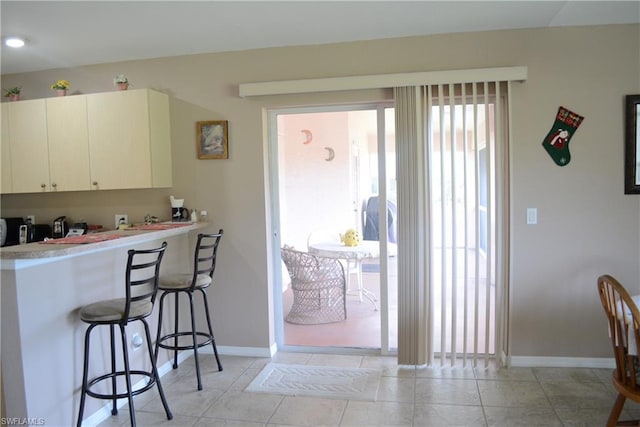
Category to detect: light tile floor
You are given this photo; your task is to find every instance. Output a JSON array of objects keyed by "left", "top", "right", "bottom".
[{"left": 96, "top": 352, "right": 633, "bottom": 426}]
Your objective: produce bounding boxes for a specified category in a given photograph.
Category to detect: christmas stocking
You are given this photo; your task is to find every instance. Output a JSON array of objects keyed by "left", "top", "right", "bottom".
[{"left": 542, "top": 106, "right": 584, "bottom": 166}]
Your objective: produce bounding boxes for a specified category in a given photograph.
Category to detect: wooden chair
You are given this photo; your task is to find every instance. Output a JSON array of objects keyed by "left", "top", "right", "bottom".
[{"left": 598, "top": 274, "right": 640, "bottom": 427}]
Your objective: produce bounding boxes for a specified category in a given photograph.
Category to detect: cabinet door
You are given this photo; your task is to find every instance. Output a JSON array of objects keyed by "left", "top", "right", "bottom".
[
  {"left": 6, "top": 100, "right": 50, "bottom": 193},
  {"left": 1, "top": 104, "right": 12, "bottom": 193},
  {"left": 148, "top": 90, "right": 172, "bottom": 188},
  {"left": 46, "top": 96, "right": 91, "bottom": 191},
  {"left": 87, "top": 90, "right": 152, "bottom": 190}
]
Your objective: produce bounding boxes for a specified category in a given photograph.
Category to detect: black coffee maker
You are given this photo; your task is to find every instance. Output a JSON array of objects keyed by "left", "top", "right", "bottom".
[
  {"left": 170, "top": 196, "right": 188, "bottom": 222},
  {"left": 171, "top": 207, "right": 188, "bottom": 222}
]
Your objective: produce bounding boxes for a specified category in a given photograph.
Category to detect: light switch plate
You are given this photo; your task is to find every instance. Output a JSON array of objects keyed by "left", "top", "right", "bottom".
[{"left": 526, "top": 208, "right": 537, "bottom": 225}]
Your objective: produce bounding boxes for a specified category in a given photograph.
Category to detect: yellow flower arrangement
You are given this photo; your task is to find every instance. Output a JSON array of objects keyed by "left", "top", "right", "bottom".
[{"left": 50, "top": 79, "right": 70, "bottom": 90}]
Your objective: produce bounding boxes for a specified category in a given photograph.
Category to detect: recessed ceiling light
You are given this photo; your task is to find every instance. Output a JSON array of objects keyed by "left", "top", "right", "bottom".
[{"left": 5, "top": 37, "right": 25, "bottom": 48}]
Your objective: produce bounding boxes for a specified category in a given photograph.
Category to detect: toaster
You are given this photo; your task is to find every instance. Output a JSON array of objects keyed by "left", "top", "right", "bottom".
[{"left": 53, "top": 216, "right": 69, "bottom": 239}]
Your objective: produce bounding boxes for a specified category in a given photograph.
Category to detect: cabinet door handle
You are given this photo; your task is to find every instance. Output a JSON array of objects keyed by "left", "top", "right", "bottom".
[
  {"left": 52, "top": 183, "right": 57, "bottom": 190},
  {"left": 41, "top": 183, "right": 46, "bottom": 191},
  {"left": 92, "top": 181, "right": 99, "bottom": 189}
]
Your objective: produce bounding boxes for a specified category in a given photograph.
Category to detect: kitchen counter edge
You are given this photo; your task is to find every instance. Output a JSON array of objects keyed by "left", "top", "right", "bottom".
[{"left": 0, "top": 222, "right": 211, "bottom": 264}]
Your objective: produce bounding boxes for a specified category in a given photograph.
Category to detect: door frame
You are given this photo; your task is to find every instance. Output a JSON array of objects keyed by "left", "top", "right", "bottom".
[{"left": 267, "top": 102, "right": 395, "bottom": 355}]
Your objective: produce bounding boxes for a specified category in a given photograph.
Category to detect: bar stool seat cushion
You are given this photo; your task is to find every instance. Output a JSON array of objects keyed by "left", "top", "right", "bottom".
[
  {"left": 159, "top": 273, "right": 212, "bottom": 290},
  {"left": 80, "top": 298, "right": 152, "bottom": 322}
]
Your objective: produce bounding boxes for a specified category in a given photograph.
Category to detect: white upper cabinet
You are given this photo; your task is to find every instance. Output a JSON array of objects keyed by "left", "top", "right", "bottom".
[
  {"left": 87, "top": 89, "right": 172, "bottom": 190},
  {"left": 1, "top": 104, "right": 12, "bottom": 193},
  {"left": 46, "top": 96, "right": 92, "bottom": 191},
  {"left": 0, "top": 89, "right": 172, "bottom": 194},
  {"left": 4, "top": 99, "right": 50, "bottom": 193}
]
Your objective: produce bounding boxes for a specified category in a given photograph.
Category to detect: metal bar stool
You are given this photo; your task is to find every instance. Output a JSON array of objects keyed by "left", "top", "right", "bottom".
[
  {"left": 154, "top": 230, "right": 224, "bottom": 390},
  {"left": 77, "top": 242, "right": 172, "bottom": 427}
]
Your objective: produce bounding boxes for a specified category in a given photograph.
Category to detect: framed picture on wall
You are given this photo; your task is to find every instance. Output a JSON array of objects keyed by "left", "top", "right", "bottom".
[
  {"left": 197, "top": 120, "right": 228, "bottom": 159},
  {"left": 625, "top": 95, "right": 640, "bottom": 194}
]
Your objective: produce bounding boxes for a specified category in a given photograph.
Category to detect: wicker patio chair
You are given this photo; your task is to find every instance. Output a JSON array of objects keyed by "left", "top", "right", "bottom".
[{"left": 281, "top": 247, "right": 347, "bottom": 324}]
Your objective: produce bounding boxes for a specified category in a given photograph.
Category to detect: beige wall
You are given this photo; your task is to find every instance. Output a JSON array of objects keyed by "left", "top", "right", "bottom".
[{"left": 1, "top": 24, "right": 639, "bottom": 361}]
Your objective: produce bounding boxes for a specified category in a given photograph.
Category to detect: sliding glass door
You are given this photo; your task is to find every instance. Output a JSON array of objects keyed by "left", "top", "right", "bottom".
[{"left": 268, "top": 103, "right": 397, "bottom": 354}]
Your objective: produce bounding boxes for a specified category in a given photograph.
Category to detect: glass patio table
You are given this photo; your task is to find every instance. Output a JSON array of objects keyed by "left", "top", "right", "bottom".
[{"left": 308, "top": 240, "right": 397, "bottom": 310}]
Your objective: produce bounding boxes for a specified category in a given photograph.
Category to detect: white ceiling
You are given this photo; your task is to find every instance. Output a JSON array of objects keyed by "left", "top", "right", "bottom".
[{"left": 1, "top": 1, "right": 639, "bottom": 75}]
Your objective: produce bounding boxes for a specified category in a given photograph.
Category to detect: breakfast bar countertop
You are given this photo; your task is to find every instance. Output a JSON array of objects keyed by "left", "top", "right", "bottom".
[
  {"left": 1, "top": 220, "right": 214, "bottom": 425},
  {"left": 0, "top": 222, "right": 209, "bottom": 261}
]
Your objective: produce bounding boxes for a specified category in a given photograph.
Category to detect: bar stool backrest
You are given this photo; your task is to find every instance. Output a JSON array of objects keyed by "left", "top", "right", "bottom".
[
  {"left": 190, "top": 230, "right": 224, "bottom": 291},
  {"left": 124, "top": 242, "right": 168, "bottom": 321}
]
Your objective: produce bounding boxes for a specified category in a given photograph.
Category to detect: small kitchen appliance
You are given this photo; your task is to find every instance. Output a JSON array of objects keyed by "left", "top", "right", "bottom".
[
  {"left": 14, "top": 222, "right": 52, "bottom": 244},
  {"left": 67, "top": 222, "right": 88, "bottom": 236},
  {"left": 172, "top": 207, "right": 188, "bottom": 221},
  {"left": 31, "top": 224, "right": 52, "bottom": 242},
  {"left": 19, "top": 224, "right": 28, "bottom": 244},
  {"left": 53, "top": 216, "right": 69, "bottom": 238},
  {"left": 0, "top": 219, "right": 6, "bottom": 246},
  {"left": 170, "top": 195, "right": 188, "bottom": 222},
  {"left": 1, "top": 217, "right": 25, "bottom": 246}
]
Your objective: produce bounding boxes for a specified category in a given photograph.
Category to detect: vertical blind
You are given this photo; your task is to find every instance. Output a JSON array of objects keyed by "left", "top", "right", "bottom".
[{"left": 396, "top": 81, "right": 511, "bottom": 367}]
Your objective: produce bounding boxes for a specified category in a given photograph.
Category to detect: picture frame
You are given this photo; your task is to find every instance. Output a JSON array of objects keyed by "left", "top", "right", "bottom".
[
  {"left": 197, "top": 120, "right": 228, "bottom": 159},
  {"left": 625, "top": 95, "right": 640, "bottom": 194}
]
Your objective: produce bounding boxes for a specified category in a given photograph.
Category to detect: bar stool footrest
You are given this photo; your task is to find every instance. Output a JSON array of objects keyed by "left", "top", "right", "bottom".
[
  {"left": 157, "top": 331, "right": 213, "bottom": 351},
  {"left": 86, "top": 370, "right": 156, "bottom": 400}
]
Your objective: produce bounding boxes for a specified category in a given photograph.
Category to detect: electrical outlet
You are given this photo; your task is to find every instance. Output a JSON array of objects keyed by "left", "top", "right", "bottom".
[
  {"left": 115, "top": 214, "right": 128, "bottom": 229},
  {"left": 26, "top": 215, "right": 35, "bottom": 224},
  {"left": 131, "top": 333, "right": 143, "bottom": 351}
]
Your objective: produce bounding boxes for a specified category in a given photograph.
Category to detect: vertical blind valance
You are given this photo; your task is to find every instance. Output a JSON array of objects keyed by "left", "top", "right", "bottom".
[
  {"left": 239, "top": 67, "right": 526, "bottom": 97},
  {"left": 421, "top": 81, "right": 509, "bottom": 98}
]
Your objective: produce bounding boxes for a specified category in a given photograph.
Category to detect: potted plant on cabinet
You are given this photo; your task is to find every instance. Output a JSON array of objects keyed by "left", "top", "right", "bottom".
[
  {"left": 50, "top": 79, "right": 70, "bottom": 96},
  {"left": 114, "top": 74, "right": 130, "bottom": 91},
  {"left": 3, "top": 86, "right": 22, "bottom": 101}
]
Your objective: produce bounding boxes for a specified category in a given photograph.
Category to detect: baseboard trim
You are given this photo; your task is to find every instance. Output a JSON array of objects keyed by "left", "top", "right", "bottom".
[
  {"left": 200, "top": 344, "right": 275, "bottom": 358},
  {"left": 510, "top": 355, "right": 615, "bottom": 369},
  {"left": 500, "top": 350, "right": 509, "bottom": 367}
]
